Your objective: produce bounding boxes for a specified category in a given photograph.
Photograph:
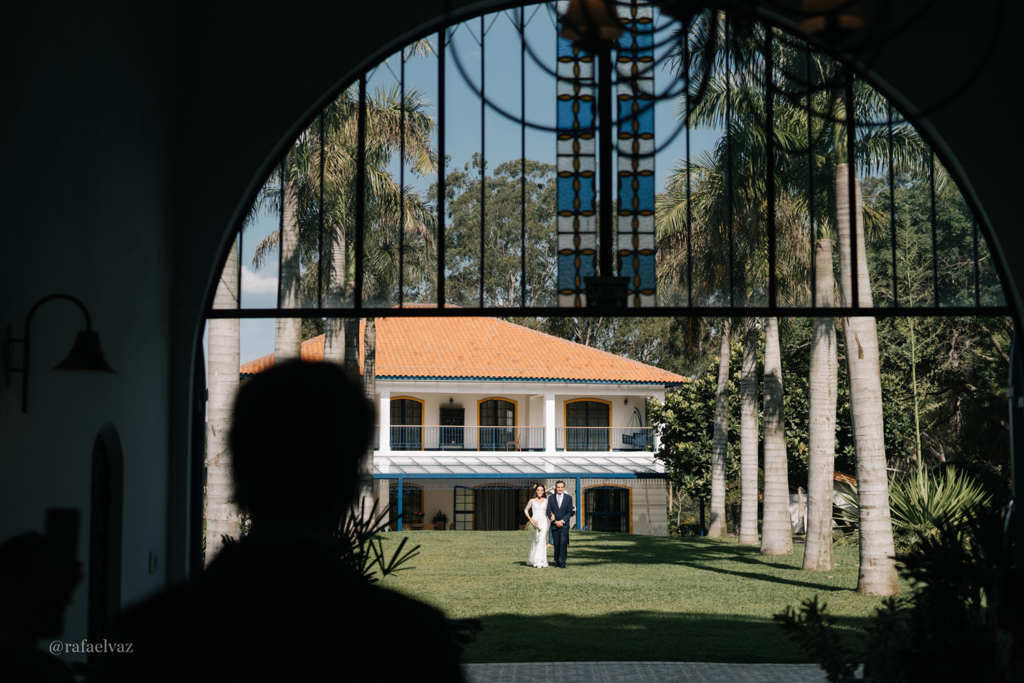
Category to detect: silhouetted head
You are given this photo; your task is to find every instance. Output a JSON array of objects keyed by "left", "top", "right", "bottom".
[{"left": 229, "top": 360, "right": 374, "bottom": 531}]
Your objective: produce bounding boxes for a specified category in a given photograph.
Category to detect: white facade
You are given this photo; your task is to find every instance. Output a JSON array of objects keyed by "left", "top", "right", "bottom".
[{"left": 372, "top": 379, "right": 669, "bottom": 536}]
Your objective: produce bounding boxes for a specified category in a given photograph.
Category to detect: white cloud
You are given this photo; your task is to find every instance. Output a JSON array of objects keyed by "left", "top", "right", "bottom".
[{"left": 241, "top": 266, "right": 278, "bottom": 294}]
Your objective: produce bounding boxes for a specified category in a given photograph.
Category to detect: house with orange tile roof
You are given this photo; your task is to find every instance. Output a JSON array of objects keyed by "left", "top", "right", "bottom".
[{"left": 240, "top": 313, "right": 685, "bottom": 536}]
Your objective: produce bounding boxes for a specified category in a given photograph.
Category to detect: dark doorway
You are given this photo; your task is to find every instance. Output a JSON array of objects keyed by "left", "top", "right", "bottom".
[
  {"left": 586, "top": 486, "right": 630, "bottom": 532},
  {"left": 440, "top": 407, "right": 465, "bottom": 449},
  {"left": 475, "top": 485, "right": 529, "bottom": 530}
]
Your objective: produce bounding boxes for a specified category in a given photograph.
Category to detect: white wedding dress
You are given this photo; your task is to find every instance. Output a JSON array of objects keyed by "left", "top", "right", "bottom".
[{"left": 524, "top": 498, "right": 550, "bottom": 568}]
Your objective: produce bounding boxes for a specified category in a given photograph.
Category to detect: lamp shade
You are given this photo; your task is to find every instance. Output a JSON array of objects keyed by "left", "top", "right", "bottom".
[
  {"left": 560, "top": 0, "right": 623, "bottom": 47},
  {"left": 797, "top": 0, "right": 864, "bottom": 36},
  {"left": 53, "top": 331, "right": 116, "bottom": 374}
]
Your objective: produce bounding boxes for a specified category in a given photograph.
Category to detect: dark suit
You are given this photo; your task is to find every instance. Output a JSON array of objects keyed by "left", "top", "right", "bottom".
[{"left": 547, "top": 493, "right": 573, "bottom": 567}]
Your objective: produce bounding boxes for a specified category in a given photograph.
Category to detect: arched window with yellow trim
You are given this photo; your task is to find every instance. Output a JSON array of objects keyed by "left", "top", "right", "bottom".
[
  {"left": 390, "top": 397, "right": 423, "bottom": 451},
  {"left": 478, "top": 398, "right": 516, "bottom": 451},
  {"left": 565, "top": 399, "right": 610, "bottom": 451}
]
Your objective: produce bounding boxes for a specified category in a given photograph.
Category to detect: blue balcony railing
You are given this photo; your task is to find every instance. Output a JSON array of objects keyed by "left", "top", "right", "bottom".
[
  {"left": 555, "top": 427, "right": 654, "bottom": 451},
  {"left": 387, "top": 426, "right": 545, "bottom": 451},
  {"left": 374, "top": 426, "right": 655, "bottom": 452}
]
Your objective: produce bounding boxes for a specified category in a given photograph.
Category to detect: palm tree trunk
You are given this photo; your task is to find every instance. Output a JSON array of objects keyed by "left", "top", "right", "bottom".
[
  {"left": 708, "top": 320, "right": 730, "bottom": 537},
  {"left": 760, "top": 317, "right": 792, "bottom": 555},
  {"left": 359, "top": 318, "right": 377, "bottom": 521},
  {"left": 206, "top": 238, "right": 240, "bottom": 565},
  {"left": 739, "top": 319, "right": 760, "bottom": 545},
  {"left": 323, "top": 223, "right": 347, "bottom": 366},
  {"left": 274, "top": 179, "right": 302, "bottom": 362},
  {"left": 344, "top": 318, "right": 360, "bottom": 377},
  {"left": 836, "top": 164, "right": 900, "bottom": 596},
  {"left": 804, "top": 238, "right": 838, "bottom": 572}
]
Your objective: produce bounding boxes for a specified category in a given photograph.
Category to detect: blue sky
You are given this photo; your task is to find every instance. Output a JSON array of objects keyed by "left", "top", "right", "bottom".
[{"left": 206, "top": 4, "right": 722, "bottom": 376}]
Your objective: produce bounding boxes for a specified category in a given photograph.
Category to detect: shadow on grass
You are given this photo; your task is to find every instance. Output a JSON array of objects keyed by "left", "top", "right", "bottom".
[
  {"left": 462, "top": 609, "right": 870, "bottom": 663},
  {"left": 563, "top": 534, "right": 850, "bottom": 594}
]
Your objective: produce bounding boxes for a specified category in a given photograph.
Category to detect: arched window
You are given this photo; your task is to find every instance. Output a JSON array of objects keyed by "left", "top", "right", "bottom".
[
  {"left": 478, "top": 398, "right": 516, "bottom": 451},
  {"left": 565, "top": 399, "right": 611, "bottom": 451},
  {"left": 390, "top": 397, "right": 423, "bottom": 451}
]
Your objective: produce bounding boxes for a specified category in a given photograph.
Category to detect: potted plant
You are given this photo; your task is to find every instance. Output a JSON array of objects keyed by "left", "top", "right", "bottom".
[{"left": 432, "top": 510, "right": 449, "bottom": 530}]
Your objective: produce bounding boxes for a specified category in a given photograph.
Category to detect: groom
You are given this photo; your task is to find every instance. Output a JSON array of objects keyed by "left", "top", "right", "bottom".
[{"left": 547, "top": 481, "right": 573, "bottom": 568}]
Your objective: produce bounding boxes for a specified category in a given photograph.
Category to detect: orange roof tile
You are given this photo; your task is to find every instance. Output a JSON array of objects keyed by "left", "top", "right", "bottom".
[
  {"left": 834, "top": 472, "right": 857, "bottom": 485},
  {"left": 239, "top": 313, "right": 685, "bottom": 385}
]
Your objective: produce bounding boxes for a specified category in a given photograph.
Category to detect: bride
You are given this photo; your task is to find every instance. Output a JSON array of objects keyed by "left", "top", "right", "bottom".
[{"left": 524, "top": 484, "right": 551, "bottom": 568}]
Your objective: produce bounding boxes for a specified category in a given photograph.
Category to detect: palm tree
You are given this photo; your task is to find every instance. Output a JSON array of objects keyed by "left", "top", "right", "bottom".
[
  {"left": 709, "top": 320, "right": 731, "bottom": 536},
  {"left": 206, "top": 238, "right": 240, "bottom": 564},
  {"left": 738, "top": 319, "right": 759, "bottom": 544},
  {"left": 760, "top": 315, "right": 792, "bottom": 554},
  {"left": 251, "top": 79, "right": 438, "bottom": 352},
  {"left": 671, "top": 17, "right": 928, "bottom": 588},
  {"left": 836, "top": 163, "right": 900, "bottom": 595},
  {"left": 803, "top": 238, "right": 837, "bottom": 571}
]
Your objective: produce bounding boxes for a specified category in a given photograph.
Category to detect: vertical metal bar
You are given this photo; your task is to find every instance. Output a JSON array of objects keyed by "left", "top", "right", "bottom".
[
  {"left": 765, "top": 27, "right": 776, "bottom": 310},
  {"left": 685, "top": 24, "right": 692, "bottom": 308},
  {"left": 930, "top": 149, "right": 938, "bottom": 306},
  {"left": 726, "top": 14, "right": 734, "bottom": 308},
  {"left": 575, "top": 476, "right": 582, "bottom": 528},
  {"left": 277, "top": 159, "right": 284, "bottom": 310},
  {"left": 480, "top": 16, "right": 486, "bottom": 308},
  {"left": 889, "top": 104, "right": 897, "bottom": 308},
  {"left": 845, "top": 69, "right": 858, "bottom": 308},
  {"left": 598, "top": 47, "right": 614, "bottom": 278},
  {"left": 807, "top": 44, "right": 815, "bottom": 308},
  {"left": 318, "top": 113, "right": 325, "bottom": 309},
  {"left": 399, "top": 49, "right": 406, "bottom": 307},
  {"left": 237, "top": 231, "right": 242, "bottom": 310},
  {"left": 397, "top": 476, "right": 404, "bottom": 532},
  {"left": 355, "top": 76, "right": 366, "bottom": 310},
  {"left": 973, "top": 216, "right": 980, "bottom": 307},
  {"left": 437, "top": 30, "right": 447, "bottom": 308},
  {"left": 520, "top": 7, "right": 527, "bottom": 309}
]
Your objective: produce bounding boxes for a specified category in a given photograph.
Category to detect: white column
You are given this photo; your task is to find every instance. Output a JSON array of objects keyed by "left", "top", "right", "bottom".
[
  {"left": 544, "top": 393, "right": 556, "bottom": 452},
  {"left": 378, "top": 389, "right": 391, "bottom": 454}
]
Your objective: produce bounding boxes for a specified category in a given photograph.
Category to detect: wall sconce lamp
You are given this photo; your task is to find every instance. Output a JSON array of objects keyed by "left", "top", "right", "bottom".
[
  {"left": 449, "top": 398, "right": 454, "bottom": 406},
  {"left": 3, "top": 294, "right": 116, "bottom": 412},
  {"left": 624, "top": 398, "right": 629, "bottom": 405}
]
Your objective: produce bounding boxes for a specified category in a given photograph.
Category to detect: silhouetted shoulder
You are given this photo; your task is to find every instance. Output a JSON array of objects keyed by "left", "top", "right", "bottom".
[{"left": 94, "top": 537, "right": 464, "bottom": 682}]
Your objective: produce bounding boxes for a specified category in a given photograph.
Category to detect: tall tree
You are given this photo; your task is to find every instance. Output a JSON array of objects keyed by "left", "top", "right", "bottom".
[
  {"left": 432, "top": 156, "right": 557, "bottom": 307},
  {"left": 709, "top": 320, "right": 731, "bottom": 536},
  {"left": 761, "top": 316, "right": 792, "bottom": 554},
  {"left": 836, "top": 166, "right": 899, "bottom": 595},
  {"left": 206, "top": 239, "right": 240, "bottom": 564},
  {"left": 275, "top": 174, "right": 302, "bottom": 361},
  {"left": 803, "top": 239, "right": 837, "bottom": 571},
  {"left": 738, "top": 320, "right": 760, "bottom": 544}
]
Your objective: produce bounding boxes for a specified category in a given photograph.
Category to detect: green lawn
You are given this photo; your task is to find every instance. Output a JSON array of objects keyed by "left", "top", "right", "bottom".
[{"left": 373, "top": 531, "right": 910, "bottom": 663}]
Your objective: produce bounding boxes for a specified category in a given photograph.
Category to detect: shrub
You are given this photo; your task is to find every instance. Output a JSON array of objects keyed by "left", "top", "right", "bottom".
[{"left": 833, "top": 465, "right": 991, "bottom": 558}]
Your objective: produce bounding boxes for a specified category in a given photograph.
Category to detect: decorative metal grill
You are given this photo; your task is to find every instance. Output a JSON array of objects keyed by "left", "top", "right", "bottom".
[{"left": 207, "top": 3, "right": 1009, "bottom": 322}]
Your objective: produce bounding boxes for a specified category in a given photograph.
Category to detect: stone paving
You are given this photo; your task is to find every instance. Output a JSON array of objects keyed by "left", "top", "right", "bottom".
[{"left": 463, "top": 662, "right": 841, "bottom": 683}]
